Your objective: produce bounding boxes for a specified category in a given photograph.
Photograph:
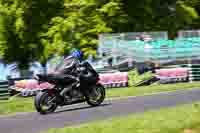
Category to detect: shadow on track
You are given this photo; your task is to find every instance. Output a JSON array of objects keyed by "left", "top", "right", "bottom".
[{"left": 50, "top": 103, "right": 111, "bottom": 115}]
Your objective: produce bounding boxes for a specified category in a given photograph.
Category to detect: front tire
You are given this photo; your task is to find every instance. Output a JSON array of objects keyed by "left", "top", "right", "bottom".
[
  {"left": 85, "top": 84, "right": 106, "bottom": 107},
  {"left": 34, "top": 91, "right": 58, "bottom": 115}
]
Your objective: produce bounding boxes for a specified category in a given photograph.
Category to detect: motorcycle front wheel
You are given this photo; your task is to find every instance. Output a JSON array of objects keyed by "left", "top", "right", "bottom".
[
  {"left": 34, "top": 91, "right": 58, "bottom": 115},
  {"left": 85, "top": 84, "right": 106, "bottom": 107}
]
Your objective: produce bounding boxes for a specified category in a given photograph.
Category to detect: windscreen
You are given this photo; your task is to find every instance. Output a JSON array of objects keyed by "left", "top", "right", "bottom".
[{"left": 46, "top": 56, "right": 75, "bottom": 74}]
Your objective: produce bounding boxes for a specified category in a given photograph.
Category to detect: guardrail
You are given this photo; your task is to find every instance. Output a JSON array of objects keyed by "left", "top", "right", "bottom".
[
  {"left": 187, "top": 64, "right": 200, "bottom": 82},
  {"left": 0, "top": 81, "right": 10, "bottom": 100}
]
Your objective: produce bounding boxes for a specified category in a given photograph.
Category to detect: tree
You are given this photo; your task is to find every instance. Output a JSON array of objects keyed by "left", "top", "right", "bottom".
[
  {"left": 0, "top": 0, "right": 127, "bottom": 73},
  {"left": 0, "top": 0, "right": 31, "bottom": 70},
  {"left": 121, "top": 0, "right": 200, "bottom": 38},
  {"left": 0, "top": 0, "right": 64, "bottom": 74},
  {"left": 43, "top": 0, "right": 128, "bottom": 58}
]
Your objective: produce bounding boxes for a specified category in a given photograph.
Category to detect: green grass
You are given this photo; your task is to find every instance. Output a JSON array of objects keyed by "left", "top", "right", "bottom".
[
  {"left": 0, "top": 97, "right": 34, "bottom": 115},
  {"left": 1, "top": 82, "right": 200, "bottom": 116},
  {"left": 107, "top": 82, "right": 200, "bottom": 98},
  {"left": 44, "top": 102, "right": 200, "bottom": 133}
]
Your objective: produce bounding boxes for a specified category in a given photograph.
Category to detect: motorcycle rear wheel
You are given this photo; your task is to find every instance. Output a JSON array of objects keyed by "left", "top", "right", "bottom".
[{"left": 34, "top": 91, "right": 58, "bottom": 115}]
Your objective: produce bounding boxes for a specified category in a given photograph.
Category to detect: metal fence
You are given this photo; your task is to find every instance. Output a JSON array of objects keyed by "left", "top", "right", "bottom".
[
  {"left": 178, "top": 30, "right": 200, "bottom": 38},
  {"left": 187, "top": 64, "right": 200, "bottom": 82},
  {"left": 0, "top": 80, "right": 9, "bottom": 100},
  {"left": 98, "top": 32, "right": 169, "bottom": 65},
  {"left": 98, "top": 31, "right": 200, "bottom": 64}
]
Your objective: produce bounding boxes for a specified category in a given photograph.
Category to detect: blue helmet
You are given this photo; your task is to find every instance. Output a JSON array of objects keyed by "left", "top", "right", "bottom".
[{"left": 70, "top": 49, "right": 83, "bottom": 61}]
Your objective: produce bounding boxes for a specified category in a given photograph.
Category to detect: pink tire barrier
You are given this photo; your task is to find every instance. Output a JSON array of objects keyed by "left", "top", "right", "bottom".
[
  {"left": 99, "top": 72, "right": 128, "bottom": 88},
  {"left": 12, "top": 79, "right": 54, "bottom": 97},
  {"left": 155, "top": 68, "right": 189, "bottom": 83},
  {"left": 12, "top": 72, "right": 129, "bottom": 96},
  {"left": 156, "top": 68, "right": 188, "bottom": 78}
]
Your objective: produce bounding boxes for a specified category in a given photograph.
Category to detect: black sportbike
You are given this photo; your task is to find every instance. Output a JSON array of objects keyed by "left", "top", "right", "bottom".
[{"left": 34, "top": 56, "right": 105, "bottom": 114}]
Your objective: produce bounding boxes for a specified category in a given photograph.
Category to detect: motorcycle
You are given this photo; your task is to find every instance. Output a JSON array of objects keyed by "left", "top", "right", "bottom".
[{"left": 34, "top": 55, "right": 106, "bottom": 114}]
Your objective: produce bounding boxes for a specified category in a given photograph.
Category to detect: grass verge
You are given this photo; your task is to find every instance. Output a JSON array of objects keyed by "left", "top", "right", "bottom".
[
  {"left": 107, "top": 82, "right": 200, "bottom": 98},
  {"left": 44, "top": 102, "right": 200, "bottom": 133},
  {"left": 0, "top": 97, "right": 34, "bottom": 115}
]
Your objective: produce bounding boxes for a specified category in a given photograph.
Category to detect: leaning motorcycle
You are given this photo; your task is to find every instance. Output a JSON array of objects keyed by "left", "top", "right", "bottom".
[{"left": 34, "top": 56, "right": 106, "bottom": 114}]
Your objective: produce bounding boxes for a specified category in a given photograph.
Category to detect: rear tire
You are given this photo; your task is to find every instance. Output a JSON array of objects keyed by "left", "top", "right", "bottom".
[
  {"left": 34, "top": 91, "right": 58, "bottom": 115},
  {"left": 85, "top": 84, "right": 106, "bottom": 107}
]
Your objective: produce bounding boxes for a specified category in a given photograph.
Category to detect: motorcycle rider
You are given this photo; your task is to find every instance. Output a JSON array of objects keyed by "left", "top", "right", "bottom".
[{"left": 57, "top": 49, "right": 98, "bottom": 97}]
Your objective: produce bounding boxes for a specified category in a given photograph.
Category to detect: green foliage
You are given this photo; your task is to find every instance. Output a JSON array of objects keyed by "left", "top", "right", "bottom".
[
  {"left": 43, "top": 0, "right": 127, "bottom": 58},
  {"left": 123, "top": 0, "right": 200, "bottom": 38},
  {"left": 0, "top": 0, "right": 127, "bottom": 67},
  {"left": 176, "top": 1, "right": 199, "bottom": 24},
  {"left": 0, "top": 0, "right": 64, "bottom": 68}
]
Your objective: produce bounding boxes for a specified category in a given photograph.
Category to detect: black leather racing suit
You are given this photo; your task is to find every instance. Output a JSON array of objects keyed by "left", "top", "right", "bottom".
[
  {"left": 58, "top": 56, "right": 98, "bottom": 96},
  {"left": 79, "top": 61, "right": 98, "bottom": 85}
]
